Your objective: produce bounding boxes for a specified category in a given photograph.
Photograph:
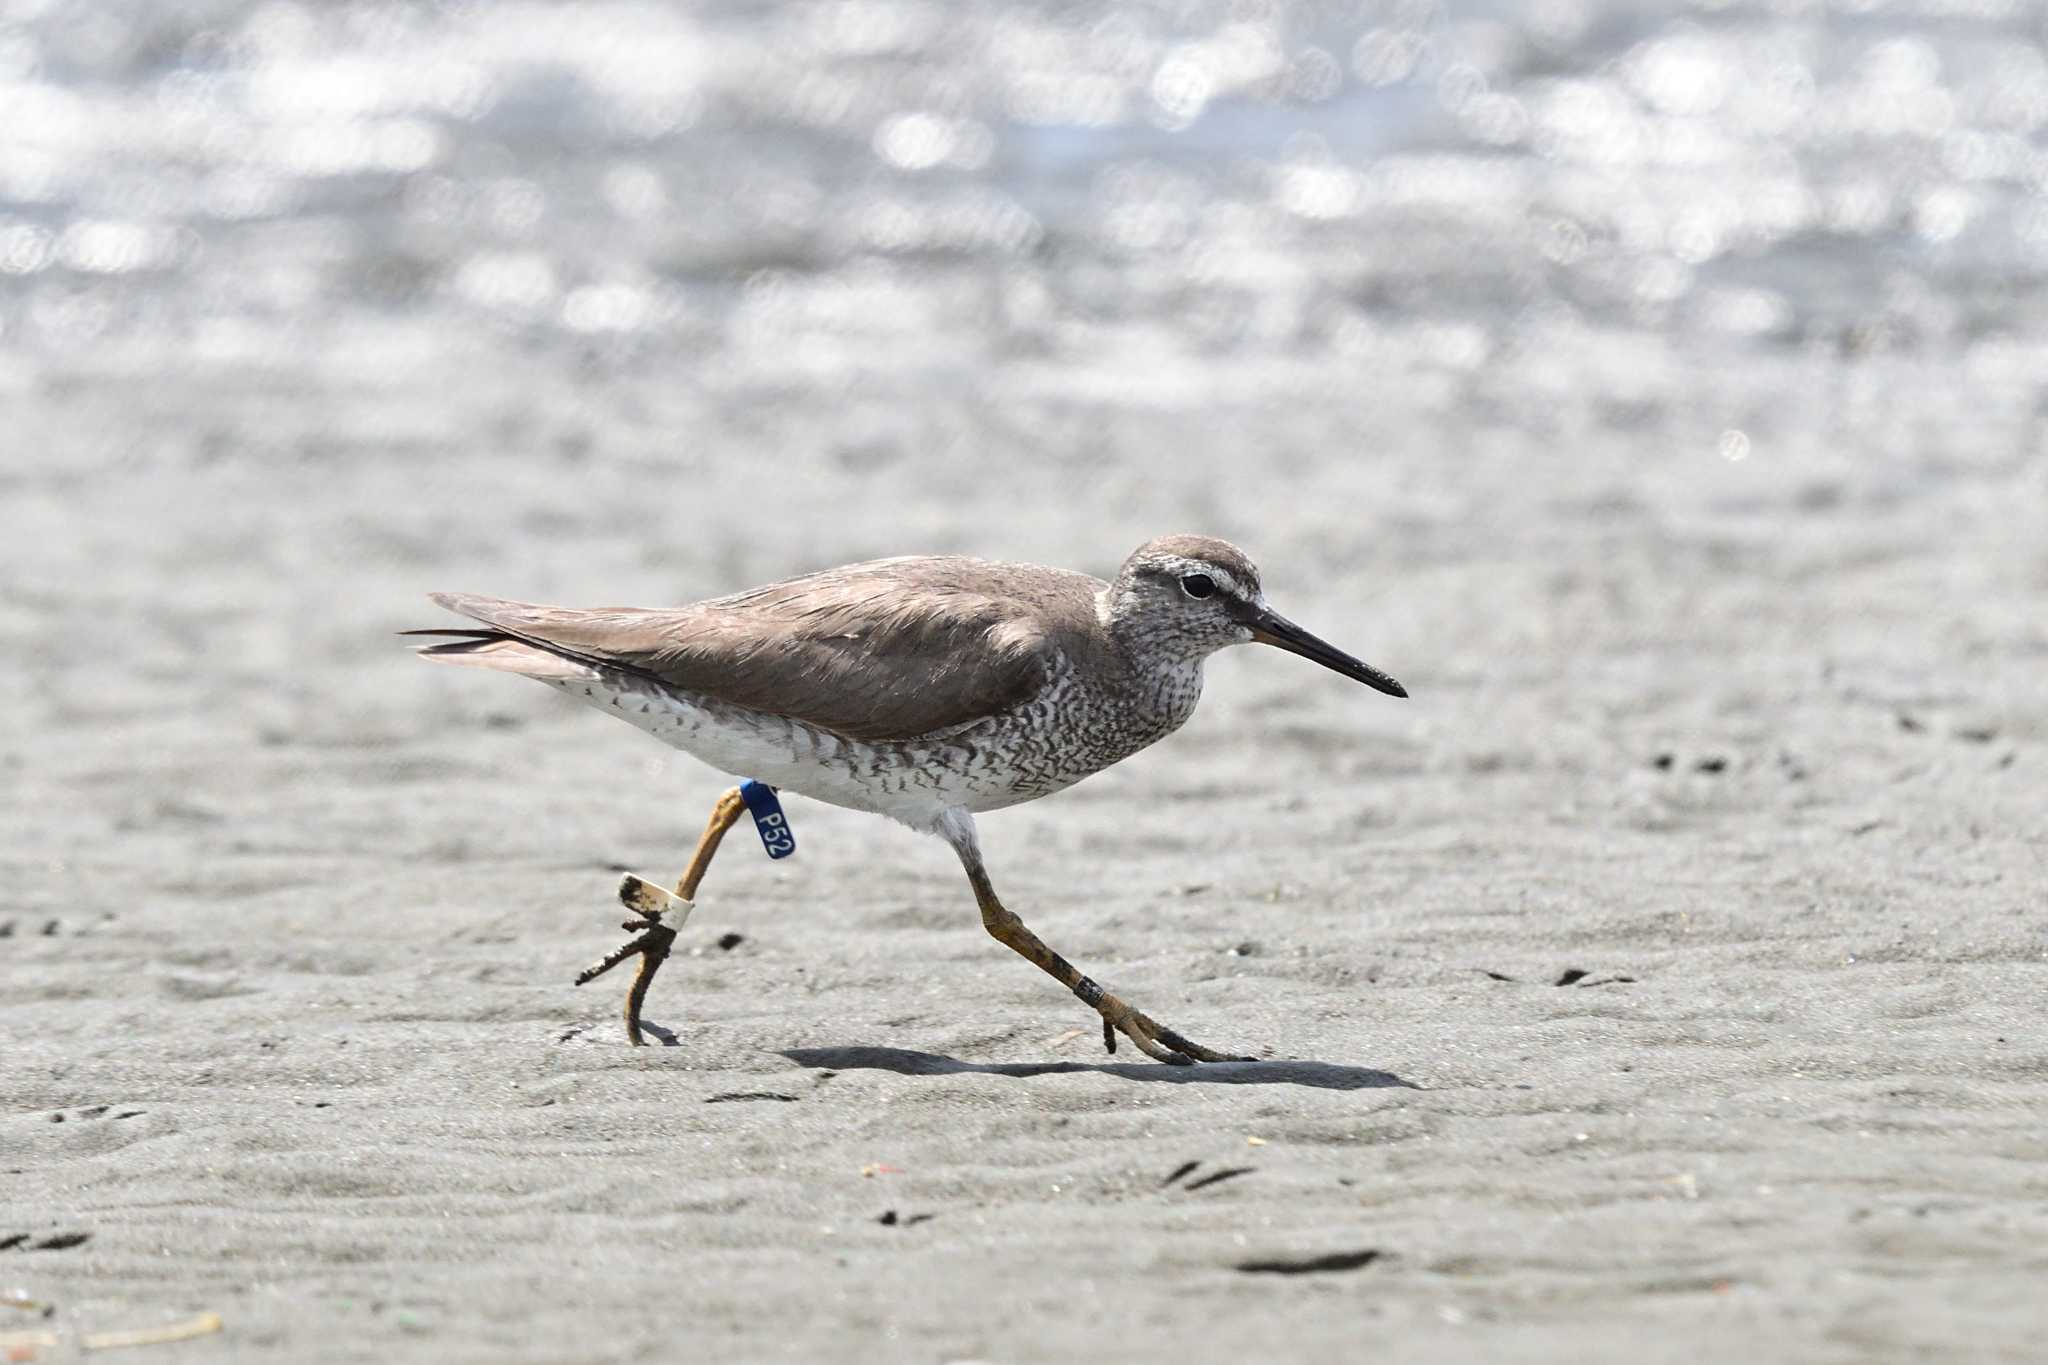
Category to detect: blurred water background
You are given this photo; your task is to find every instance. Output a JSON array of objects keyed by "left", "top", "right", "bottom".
[{"left": 9, "top": 0, "right": 2045, "bottom": 475}]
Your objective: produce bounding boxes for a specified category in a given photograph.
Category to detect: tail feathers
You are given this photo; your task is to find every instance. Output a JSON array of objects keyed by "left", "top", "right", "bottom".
[
  {"left": 411, "top": 634, "right": 598, "bottom": 682},
  {"left": 425, "top": 592, "right": 533, "bottom": 631}
]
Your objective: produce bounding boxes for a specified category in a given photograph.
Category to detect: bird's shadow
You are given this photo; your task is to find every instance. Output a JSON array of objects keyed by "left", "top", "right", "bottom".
[{"left": 780, "top": 1046, "right": 1417, "bottom": 1091}]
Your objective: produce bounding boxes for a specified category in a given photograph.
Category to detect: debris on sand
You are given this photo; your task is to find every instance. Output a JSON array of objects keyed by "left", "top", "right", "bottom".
[
  {"left": 1236, "top": 1250, "right": 1384, "bottom": 1276},
  {"left": 81, "top": 1312, "right": 224, "bottom": 1352}
]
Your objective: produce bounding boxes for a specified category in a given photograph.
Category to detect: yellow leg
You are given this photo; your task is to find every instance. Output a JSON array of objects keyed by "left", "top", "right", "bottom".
[
  {"left": 962, "top": 861, "right": 1248, "bottom": 1066},
  {"left": 575, "top": 786, "right": 748, "bottom": 1045},
  {"left": 676, "top": 787, "right": 750, "bottom": 901}
]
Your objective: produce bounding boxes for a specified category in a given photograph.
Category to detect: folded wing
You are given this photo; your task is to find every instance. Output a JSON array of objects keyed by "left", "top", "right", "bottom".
[{"left": 417, "top": 558, "right": 1091, "bottom": 745}]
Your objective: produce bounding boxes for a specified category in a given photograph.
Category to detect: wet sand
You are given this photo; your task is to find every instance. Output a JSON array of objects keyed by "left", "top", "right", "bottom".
[{"left": 6, "top": 344, "right": 2045, "bottom": 1363}]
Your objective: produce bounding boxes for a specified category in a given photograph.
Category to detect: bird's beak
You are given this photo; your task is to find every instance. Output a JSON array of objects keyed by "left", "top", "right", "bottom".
[{"left": 1243, "top": 606, "right": 1408, "bottom": 698}]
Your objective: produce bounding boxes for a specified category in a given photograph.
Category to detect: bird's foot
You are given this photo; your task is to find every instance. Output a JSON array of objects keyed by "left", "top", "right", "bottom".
[
  {"left": 572, "top": 875, "right": 695, "bottom": 1046},
  {"left": 572, "top": 876, "right": 692, "bottom": 984},
  {"left": 1096, "top": 994, "right": 1251, "bottom": 1066}
]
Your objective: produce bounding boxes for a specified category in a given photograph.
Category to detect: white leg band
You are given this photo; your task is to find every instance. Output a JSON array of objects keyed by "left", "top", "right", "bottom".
[{"left": 618, "top": 874, "right": 695, "bottom": 928}]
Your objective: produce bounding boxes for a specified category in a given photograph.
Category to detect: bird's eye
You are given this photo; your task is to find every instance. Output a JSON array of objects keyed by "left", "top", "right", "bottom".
[{"left": 1179, "top": 574, "right": 1215, "bottom": 600}]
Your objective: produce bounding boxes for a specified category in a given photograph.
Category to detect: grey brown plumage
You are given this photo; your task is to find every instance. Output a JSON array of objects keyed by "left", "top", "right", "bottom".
[{"left": 415, "top": 555, "right": 1112, "bottom": 745}]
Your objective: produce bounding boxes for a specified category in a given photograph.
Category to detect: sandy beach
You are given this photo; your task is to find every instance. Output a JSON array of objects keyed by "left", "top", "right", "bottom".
[{"left": 6, "top": 1, "right": 2047, "bottom": 1360}]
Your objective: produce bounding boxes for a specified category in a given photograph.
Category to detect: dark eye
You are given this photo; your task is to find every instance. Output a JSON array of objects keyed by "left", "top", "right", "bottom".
[{"left": 1179, "top": 574, "right": 1215, "bottom": 599}]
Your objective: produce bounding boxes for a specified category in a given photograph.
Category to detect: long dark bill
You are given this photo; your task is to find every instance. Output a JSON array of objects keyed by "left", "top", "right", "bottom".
[{"left": 1246, "top": 607, "right": 1408, "bottom": 698}]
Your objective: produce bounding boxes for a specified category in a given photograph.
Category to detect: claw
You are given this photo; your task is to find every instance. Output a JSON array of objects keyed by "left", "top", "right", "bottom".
[
  {"left": 1097, "top": 997, "right": 1245, "bottom": 1065},
  {"left": 573, "top": 923, "right": 671, "bottom": 987},
  {"left": 1153, "top": 1024, "right": 1250, "bottom": 1064},
  {"left": 576, "top": 875, "right": 697, "bottom": 1045}
]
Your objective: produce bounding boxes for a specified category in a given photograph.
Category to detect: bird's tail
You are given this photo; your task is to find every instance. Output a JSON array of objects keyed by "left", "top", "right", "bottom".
[{"left": 402, "top": 628, "right": 600, "bottom": 682}]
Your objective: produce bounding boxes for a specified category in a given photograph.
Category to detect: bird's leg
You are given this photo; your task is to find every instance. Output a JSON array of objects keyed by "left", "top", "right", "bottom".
[
  {"left": 957, "top": 853, "right": 1248, "bottom": 1066},
  {"left": 574, "top": 785, "right": 748, "bottom": 1045}
]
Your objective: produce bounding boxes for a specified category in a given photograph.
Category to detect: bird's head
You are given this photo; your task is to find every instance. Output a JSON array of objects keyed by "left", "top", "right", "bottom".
[{"left": 1108, "top": 534, "right": 1407, "bottom": 698}]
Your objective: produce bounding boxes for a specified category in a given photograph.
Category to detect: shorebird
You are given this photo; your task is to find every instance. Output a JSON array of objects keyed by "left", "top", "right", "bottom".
[{"left": 408, "top": 535, "right": 1405, "bottom": 1064}]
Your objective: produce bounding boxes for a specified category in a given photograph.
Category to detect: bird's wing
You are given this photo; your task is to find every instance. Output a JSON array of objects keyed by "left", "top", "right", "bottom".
[{"left": 424, "top": 558, "right": 1099, "bottom": 744}]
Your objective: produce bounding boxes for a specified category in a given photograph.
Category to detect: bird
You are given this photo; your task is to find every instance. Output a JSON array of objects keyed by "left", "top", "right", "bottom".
[{"left": 406, "top": 534, "right": 1406, "bottom": 1064}]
